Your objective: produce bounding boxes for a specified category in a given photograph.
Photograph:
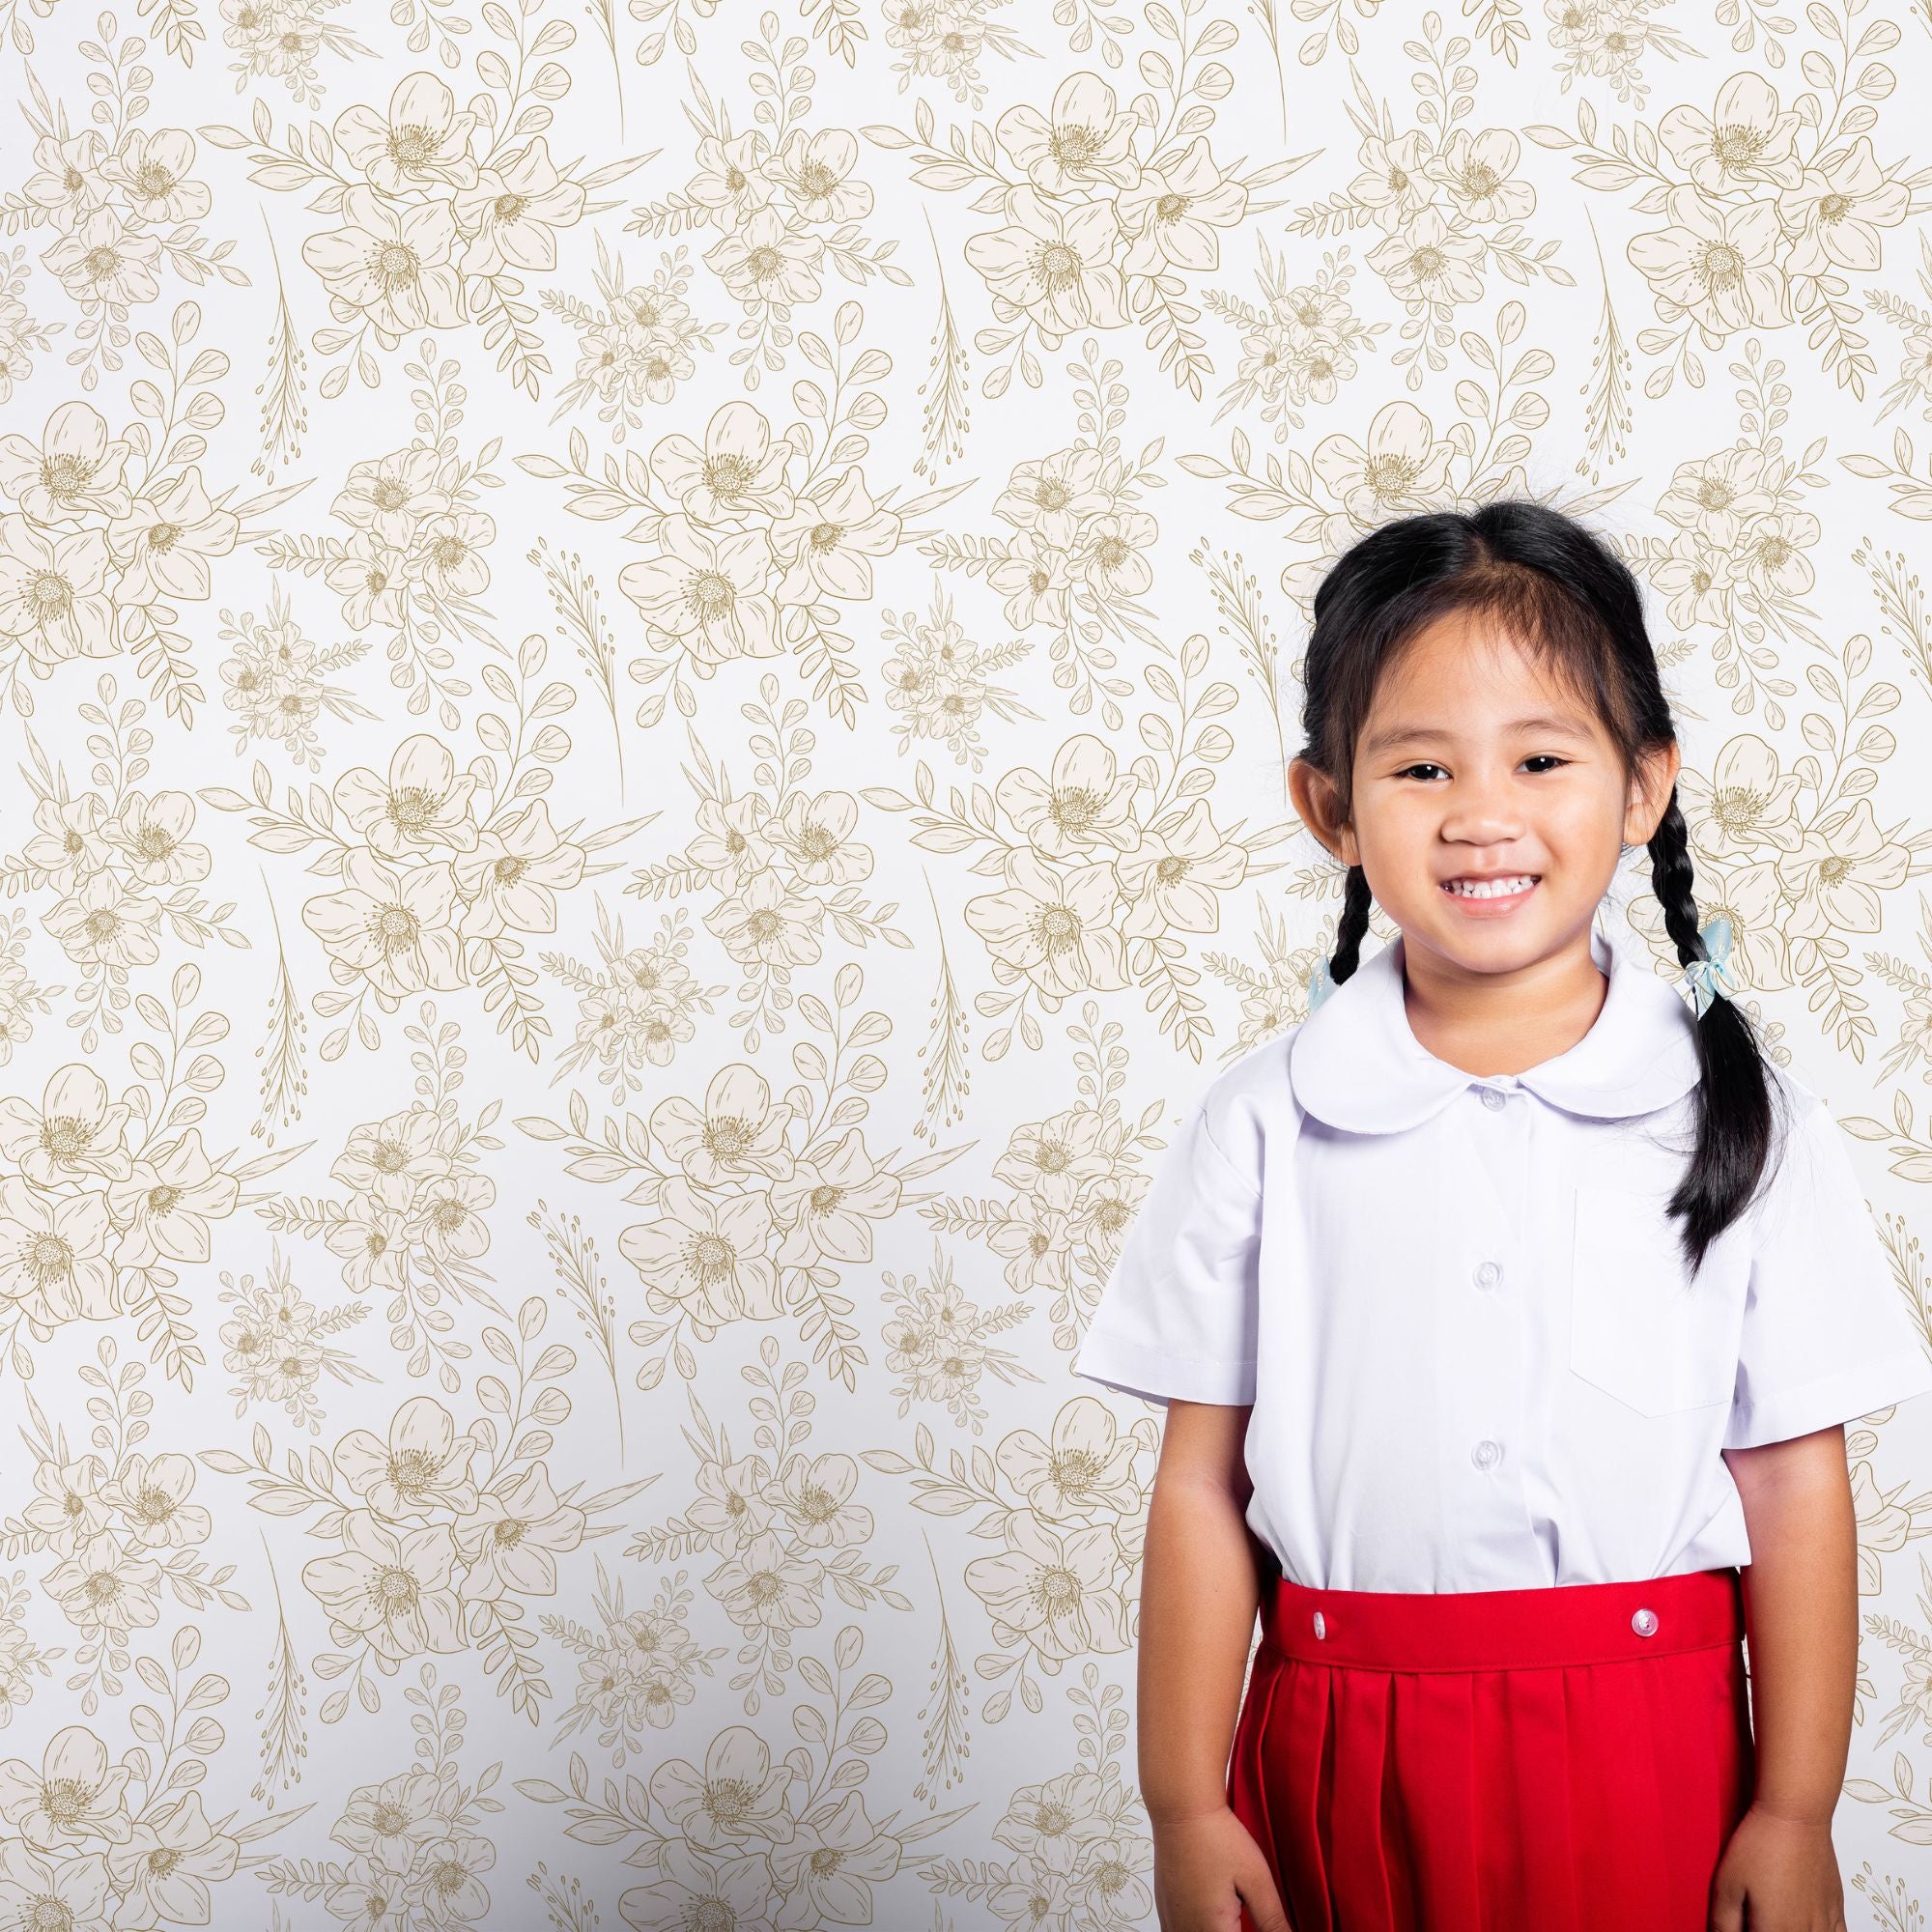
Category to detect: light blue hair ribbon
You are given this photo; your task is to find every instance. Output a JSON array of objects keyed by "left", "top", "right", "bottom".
[
  {"left": 1683, "top": 914, "right": 1740, "bottom": 1018},
  {"left": 1307, "top": 953, "right": 1339, "bottom": 1014}
]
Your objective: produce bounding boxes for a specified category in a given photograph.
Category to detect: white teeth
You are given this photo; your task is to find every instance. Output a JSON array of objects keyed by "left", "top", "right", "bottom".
[{"left": 1442, "top": 875, "right": 1538, "bottom": 898}]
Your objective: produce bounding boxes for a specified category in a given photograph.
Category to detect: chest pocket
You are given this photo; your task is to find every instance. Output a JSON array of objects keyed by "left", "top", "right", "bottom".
[{"left": 1568, "top": 1184, "right": 1739, "bottom": 1415}]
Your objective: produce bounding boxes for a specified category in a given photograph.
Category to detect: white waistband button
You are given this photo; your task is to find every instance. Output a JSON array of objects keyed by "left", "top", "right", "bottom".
[
  {"left": 1632, "top": 1606, "right": 1659, "bottom": 1637},
  {"left": 1312, "top": 1609, "right": 1326, "bottom": 1639}
]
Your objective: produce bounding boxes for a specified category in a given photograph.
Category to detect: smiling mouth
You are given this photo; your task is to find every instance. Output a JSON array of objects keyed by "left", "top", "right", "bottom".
[{"left": 1440, "top": 874, "right": 1541, "bottom": 899}]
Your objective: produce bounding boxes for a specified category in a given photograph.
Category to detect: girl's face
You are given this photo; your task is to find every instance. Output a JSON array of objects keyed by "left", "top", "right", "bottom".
[{"left": 1293, "top": 608, "right": 1679, "bottom": 980}]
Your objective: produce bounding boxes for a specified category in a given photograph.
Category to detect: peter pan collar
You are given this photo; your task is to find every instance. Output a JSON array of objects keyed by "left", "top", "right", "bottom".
[{"left": 1289, "top": 923, "right": 1702, "bottom": 1133}]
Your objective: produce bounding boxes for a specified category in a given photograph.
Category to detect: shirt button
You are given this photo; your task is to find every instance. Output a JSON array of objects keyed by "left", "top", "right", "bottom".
[
  {"left": 1312, "top": 1610, "right": 1326, "bottom": 1639},
  {"left": 1474, "top": 1259, "right": 1503, "bottom": 1290},
  {"left": 1471, "top": 1438, "right": 1502, "bottom": 1469},
  {"left": 1632, "top": 1607, "right": 1659, "bottom": 1637},
  {"left": 1479, "top": 1086, "right": 1506, "bottom": 1110}
]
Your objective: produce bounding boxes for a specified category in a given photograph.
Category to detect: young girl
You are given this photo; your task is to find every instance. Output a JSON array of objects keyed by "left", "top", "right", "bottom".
[{"left": 1072, "top": 499, "right": 1932, "bottom": 1932}]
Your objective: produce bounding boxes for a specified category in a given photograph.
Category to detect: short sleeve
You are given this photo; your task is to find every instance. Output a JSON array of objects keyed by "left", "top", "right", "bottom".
[
  {"left": 1723, "top": 1089, "right": 1932, "bottom": 1450},
  {"left": 1069, "top": 1092, "right": 1263, "bottom": 1408}
]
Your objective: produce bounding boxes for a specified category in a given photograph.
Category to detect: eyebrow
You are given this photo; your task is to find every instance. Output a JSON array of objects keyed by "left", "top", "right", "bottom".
[{"left": 1361, "top": 714, "right": 1591, "bottom": 758}]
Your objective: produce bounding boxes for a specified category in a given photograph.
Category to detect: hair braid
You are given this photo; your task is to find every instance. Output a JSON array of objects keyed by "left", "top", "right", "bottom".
[
  {"left": 1328, "top": 864, "right": 1375, "bottom": 985},
  {"left": 1645, "top": 792, "right": 1777, "bottom": 1272}
]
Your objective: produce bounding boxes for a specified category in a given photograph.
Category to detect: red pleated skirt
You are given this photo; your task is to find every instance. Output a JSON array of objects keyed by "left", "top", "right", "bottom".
[{"left": 1225, "top": 1565, "right": 1754, "bottom": 1931}]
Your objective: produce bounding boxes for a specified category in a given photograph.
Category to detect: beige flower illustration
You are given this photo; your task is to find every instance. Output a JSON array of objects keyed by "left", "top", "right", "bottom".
[
  {"left": 997, "top": 734, "right": 1141, "bottom": 860},
  {"left": 0, "top": 402, "right": 134, "bottom": 523},
  {"left": 415, "top": 510, "right": 495, "bottom": 599},
  {"left": 302, "top": 1510, "right": 466, "bottom": 1661},
  {"left": 23, "top": 1456, "right": 112, "bottom": 1555},
  {"left": 1779, "top": 136, "right": 1909, "bottom": 278},
  {"left": 335, "top": 1397, "right": 481, "bottom": 1517},
  {"left": 619, "top": 1175, "right": 781, "bottom": 1323},
  {"left": 1775, "top": 798, "right": 1911, "bottom": 939},
  {"left": 964, "top": 186, "right": 1128, "bottom": 334},
  {"left": 105, "top": 1126, "right": 239, "bottom": 1266},
  {"left": 1348, "top": 129, "right": 1436, "bottom": 233},
  {"left": 408, "top": 1830, "right": 496, "bottom": 1920},
  {"left": 324, "top": 532, "right": 414, "bottom": 628},
  {"left": 0, "top": 1064, "right": 133, "bottom": 1185},
  {"left": 330, "top": 1766, "right": 455, "bottom": 1860},
  {"left": 769, "top": 1451, "right": 871, "bottom": 1551},
  {"left": 649, "top": 400, "right": 792, "bottom": 526},
  {"left": 452, "top": 799, "right": 585, "bottom": 939},
  {"left": 713, "top": 1527, "right": 824, "bottom": 1640},
  {"left": 765, "top": 128, "right": 873, "bottom": 224},
  {"left": 648, "top": 1723, "right": 796, "bottom": 1852},
  {"left": 0, "top": 1727, "right": 129, "bottom": 1845},
  {"left": 1627, "top": 184, "right": 1789, "bottom": 338},
  {"left": 104, "top": 1792, "right": 238, "bottom": 1924},
  {"left": 413, "top": 1172, "right": 494, "bottom": 1264},
  {"left": 769, "top": 469, "right": 902, "bottom": 604},
  {"left": 963, "top": 1509, "right": 1129, "bottom": 1658},
  {"left": 964, "top": 850, "right": 1128, "bottom": 997},
  {"left": 705, "top": 203, "right": 826, "bottom": 309},
  {"left": 301, "top": 185, "right": 466, "bottom": 333},
  {"left": 763, "top": 790, "right": 870, "bottom": 887},
  {"left": 1655, "top": 448, "right": 1777, "bottom": 552},
  {"left": 1655, "top": 71, "right": 1804, "bottom": 195},
  {"left": 1367, "top": 205, "right": 1487, "bottom": 309},
  {"left": 43, "top": 872, "right": 163, "bottom": 971},
  {"left": 992, "top": 447, "right": 1113, "bottom": 550},
  {"left": 102, "top": 790, "right": 212, "bottom": 887},
  {"left": 1676, "top": 736, "right": 1804, "bottom": 858},
  {"left": 101, "top": 1452, "right": 212, "bottom": 1549},
  {"left": 1309, "top": 400, "right": 1458, "bottom": 526},
  {"left": 0, "top": 515, "right": 118, "bottom": 669},
  {"left": 619, "top": 514, "right": 781, "bottom": 665},
  {"left": 302, "top": 849, "right": 469, "bottom": 1000},
  {"left": 46, "top": 1534, "right": 162, "bottom": 1636},
  {"left": 688, "top": 130, "right": 780, "bottom": 220},
  {"left": 332, "top": 448, "right": 451, "bottom": 548},
  {"left": 1117, "top": 799, "right": 1248, "bottom": 937},
  {"left": 649, "top": 1064, "right": 796, "bottom": 1186},
  {"left": 997, "top": 1398, "right": 1141, "bottom": 1516},
  {"left": 21, "top": 795, "right": 113, "bottom": 888},
  {"left": 765, "top": 1789, "right": 900, "bottom": 1924},
  {"left": 332, "top": 1107, "right": 450, "bottom": 1212},
  {"left": 324, "top": 1197, "right": 410, "bottom": 1293},
  {"left": 22, "top": 132, "right": 114, "bottom": 230},
  {"left": 620, "top": 1841, "right": 779, "bottom": 1932},
  {"left": 333, "top": 71, "right": 480, "bottom": 192},
  {"left": 770, "top": 1127, "right": 901, "bottom": 1265},
  {"left": 1423, "top": 127, "right": 1535, "bottom": 225},
  {"left": 995, "top": 72, "right": 1141, "bottom": 194},
  {"left": 1118, "top": 136, "right": 1248, "bottom": 276},
  {"left": 333, "top": 734, "right": 480, "bottom": 857},
  {"left": 453, "top": 1465, "right": 585, "bottom": 1601},
  {"left": 0, "top": 1179, "right": 119, "bottom": 1324},
  {"left": 43, "top": 210, "right": 162, "bottom": 308},
  {"left": 453, "top": 138, "right": 585, "bottom": 276},
  {"left": 704, "top": 867, "right": 824, "bottom": 971},
  {"left": 0, "top": 1840, "right": 115, "bottom": 1929},
  {"left": 104, "top": 128, "right": 213, "bottom": 224},
  {"left": 993, "top": 1106, "right": 1113, "bottom": 1212},
  {"left": 104, "top": 470, "right": 240, "bottom": 605}
]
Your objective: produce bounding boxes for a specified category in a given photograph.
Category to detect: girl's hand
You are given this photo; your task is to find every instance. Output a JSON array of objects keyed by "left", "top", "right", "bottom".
[
  {"left": 1151, "top": 1804, "right": 1293, "bottom": 1932},
  {"left": 1708, "top": 1802, "right": 1848, "bottom": 1932}
]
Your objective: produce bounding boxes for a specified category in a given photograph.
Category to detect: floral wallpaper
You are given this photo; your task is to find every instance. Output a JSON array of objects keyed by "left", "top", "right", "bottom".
[{"left": 0, "top": 0, "right": 1929, "bottom": 1922}]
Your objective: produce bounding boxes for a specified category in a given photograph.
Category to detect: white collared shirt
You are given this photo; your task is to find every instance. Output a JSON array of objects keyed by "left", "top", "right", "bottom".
[{"left": 1071, "top": 924, "right": 1932, "bottom": 1592}]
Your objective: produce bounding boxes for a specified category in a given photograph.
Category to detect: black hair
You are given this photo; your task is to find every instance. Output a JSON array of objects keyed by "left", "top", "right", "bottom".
[{"left": 1294, "top": 497, "right": 1779, "bottom": 1276}]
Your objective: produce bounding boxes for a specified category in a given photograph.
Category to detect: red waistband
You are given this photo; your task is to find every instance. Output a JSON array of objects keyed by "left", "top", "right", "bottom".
[{"left": 1258, "top": 1566, "right": 1746, "bottom": 1673}]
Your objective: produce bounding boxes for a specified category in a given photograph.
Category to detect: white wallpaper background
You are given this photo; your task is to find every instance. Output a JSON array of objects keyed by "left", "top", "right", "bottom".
[{"left": 2, "top": 0, "right": 1932, "bottom": 1923}]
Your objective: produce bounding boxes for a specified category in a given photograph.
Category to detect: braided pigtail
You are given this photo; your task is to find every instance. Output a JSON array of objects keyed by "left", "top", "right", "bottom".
[
  {"left": 1646, "top": 792, "right": 1776, "bottom": 1276},
  {"left": 1329, "top": 865, "right": 1375, "bottom": 985}
]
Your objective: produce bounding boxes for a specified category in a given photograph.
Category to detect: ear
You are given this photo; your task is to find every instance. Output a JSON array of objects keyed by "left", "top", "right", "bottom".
[
  {"left": 1623, "top": 739, "right": 1681, "bottom": 847},
  {"left": 1289, "top": 758, "right": 1356, "bottom": 867}
]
